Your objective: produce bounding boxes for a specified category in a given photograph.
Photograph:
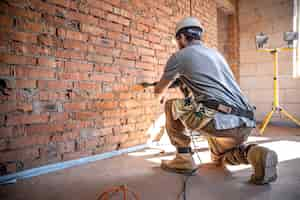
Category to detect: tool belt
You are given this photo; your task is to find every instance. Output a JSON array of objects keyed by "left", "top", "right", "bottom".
[
  {"left": 169, "top": 78, "right": 254, "bottom": 120},
  {"left": 197, "top": 99, "right": 254, "bottom": 120}
]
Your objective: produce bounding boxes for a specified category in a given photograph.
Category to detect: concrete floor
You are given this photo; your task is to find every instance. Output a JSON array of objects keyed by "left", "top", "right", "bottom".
[{"left": 1, "top": 125, "right": 300, "bottom": 200}]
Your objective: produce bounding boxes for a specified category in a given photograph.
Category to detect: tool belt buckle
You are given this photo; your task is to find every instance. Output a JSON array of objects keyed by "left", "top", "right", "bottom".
[{"left": 218, "top": 104, "right": 232, "bottom": 114}]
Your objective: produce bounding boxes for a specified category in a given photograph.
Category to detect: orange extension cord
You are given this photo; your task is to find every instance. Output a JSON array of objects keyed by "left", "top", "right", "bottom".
[{"left": 97, "top": 184, "right": 139, "bottom": 200}]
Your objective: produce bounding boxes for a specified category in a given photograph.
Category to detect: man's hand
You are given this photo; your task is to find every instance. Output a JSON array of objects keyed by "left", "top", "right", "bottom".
[
  {"left": 137, "top": 80, "right": 169, "bottom": 104},
  {"left": 133, "top": 82, "right": 156, "bottom": 92}
]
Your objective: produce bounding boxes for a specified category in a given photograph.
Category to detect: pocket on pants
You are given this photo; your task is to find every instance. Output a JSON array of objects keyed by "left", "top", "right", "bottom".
[{"left": 172, "top": 99, "right": 215, "bottom": 130}]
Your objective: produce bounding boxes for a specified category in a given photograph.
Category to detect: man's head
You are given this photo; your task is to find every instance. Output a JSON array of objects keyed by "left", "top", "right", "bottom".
[{"left": 175, "top": 17, "right": 203, "bottom": 49}]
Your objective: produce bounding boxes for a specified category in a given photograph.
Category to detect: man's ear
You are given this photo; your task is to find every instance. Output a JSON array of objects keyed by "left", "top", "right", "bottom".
[{"left": 179, "top": 33, "right": 184, "bottom": 41}]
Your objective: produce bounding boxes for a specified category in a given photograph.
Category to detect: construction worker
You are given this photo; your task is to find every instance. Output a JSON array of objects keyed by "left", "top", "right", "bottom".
[{"left": 143, "top": 17, "right": 278, "bottom": 185}]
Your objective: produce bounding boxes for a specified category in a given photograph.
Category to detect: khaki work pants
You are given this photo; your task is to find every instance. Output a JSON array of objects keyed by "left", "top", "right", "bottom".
[{"left": 165, "top": 99, "right": 253, "bottom": 165}]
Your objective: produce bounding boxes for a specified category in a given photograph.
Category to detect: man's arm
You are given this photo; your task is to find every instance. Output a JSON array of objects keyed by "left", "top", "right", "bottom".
[
  {"left": 140, "top": 53, "right": 180, "bottom": 102},
  {"left": 154, "top": 78, "right": 171, "bottom": 95}
]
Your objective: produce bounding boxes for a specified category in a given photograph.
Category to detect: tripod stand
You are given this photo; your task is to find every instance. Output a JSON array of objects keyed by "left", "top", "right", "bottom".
[{"left": 258, "top": 47, "right": 300, "bottom": 134}]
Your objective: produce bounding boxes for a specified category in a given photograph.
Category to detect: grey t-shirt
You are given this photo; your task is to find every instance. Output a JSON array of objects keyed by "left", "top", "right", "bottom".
[{"left": 161, "top": 41, "right": 256, "bottom": 130}]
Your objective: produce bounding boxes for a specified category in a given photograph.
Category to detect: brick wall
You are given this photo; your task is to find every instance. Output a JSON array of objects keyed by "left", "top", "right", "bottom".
[
  {"left": 217, "top": 9, "right": 230, "bottom": 61},
  {"left": 217, "top": 0, "right": 240, "bottom": 81},
  {"left": 239, "top": 0, "right": 300, "bottom": 123},
  {"left": 0, "top": 0, "right": 219, "bottom": 174}
]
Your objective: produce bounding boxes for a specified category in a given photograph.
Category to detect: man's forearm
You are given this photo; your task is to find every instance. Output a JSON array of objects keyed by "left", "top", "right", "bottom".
[{"left": 154, "top": 79, "right": 170, "bottom": 95}]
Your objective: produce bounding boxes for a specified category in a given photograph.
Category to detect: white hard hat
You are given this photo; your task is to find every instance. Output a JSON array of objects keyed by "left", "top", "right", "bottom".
[{"left": 175, "top": 17, "right": 203, "bottom": 36}]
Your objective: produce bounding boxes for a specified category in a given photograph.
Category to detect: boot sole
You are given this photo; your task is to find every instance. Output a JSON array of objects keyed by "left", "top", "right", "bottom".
[
  {"left": 263, "top": 150, "right": 278, "bottom": 184},
  {"left": 161, "top": 164, "right": 198, "bottom": 176},
  {"left": 251, "top": 150, "right": 278, "bottom": 185}
]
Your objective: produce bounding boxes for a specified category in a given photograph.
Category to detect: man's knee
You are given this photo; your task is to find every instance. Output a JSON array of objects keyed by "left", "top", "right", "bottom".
[{"left": 222, "top": 143, "right": 258, "bottom": 165}]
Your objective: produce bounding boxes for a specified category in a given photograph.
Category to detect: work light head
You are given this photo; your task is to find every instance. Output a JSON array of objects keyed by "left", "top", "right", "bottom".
[
  {"left": 255, "top": 32, "right": 268, "bottom": 49},
  {"left": 283, "top": 31, "right": 298, "bottom": 48}
]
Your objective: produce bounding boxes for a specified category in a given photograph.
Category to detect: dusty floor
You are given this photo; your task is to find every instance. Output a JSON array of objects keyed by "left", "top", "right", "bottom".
[{"left": 1, "top": 125, "right": 300, "bottom": 200}]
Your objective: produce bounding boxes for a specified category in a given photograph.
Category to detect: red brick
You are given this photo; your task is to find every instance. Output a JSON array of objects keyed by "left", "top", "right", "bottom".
[
  {"left": 88, "top": 44, "right": 120, "bottom": 57},
  {"left": 120, "top": 100, "right": 140, "bottom": 108},
  {"left": 120, "top": 92, "right": 135, "bottom": 99},
  {"left": 87, "top": 54, "right": 113, "bottom": 64},
  {"left": 89, "top": 8, "right": 105, "bottom": 18},
  {"left": 112, "top": 84, "right": 128, "bottom": 92},
  {"left": 16, "top": 80, "right": 37, "bottom": 88},
  {"left": 19, "top": 20, "right": 45, "bottom": 33},
  {"left": 107, "top": 31, "right": 129, "bottom": 42},
  {"left": 0, "top": 103, "right": 15, "bottom": 113},
  {"left": 8, "top": 135, "right": 49, "bottom": 149},
  {"left": 55, "top": 49, "right": 85, "bottom": 60},
  {"left": 152, "top": 43, "right": 165, "bottom": 50},
  {"left": 37, "top": 57, "right": 56, "bottom": 68},
  {"left": 0, "top": 65, "right": 12, "bottom": 76},
  {"left": 100, "top": 118, "right": 121, "bottom": 127},
  {"left": 16, "top": 67, "right": 55, "bottom": 79},
  {"left": 48, "top": 0, "right": 77, "bottom": 9},
  {"left": 38, "top": 34, "right": 59, "bottom": 47},
  {"left": 93, "top": 101, "right": 118, "bottom": 110},
  {"left": 114, "top": 58, "right": 135, "bottom": 68},
  {"left": 87, "top": 0, "right": 113, "bottom": 12},
  {"left": 64, "top": 10, "right": 98, "bottom": 25},
  {"left": 89, "top": 74, "right": 115, "bottom": 82},
  {"left": 95, "top": 93, "right": 114, "bottom": 100},
  {"left": 0, "top": 54, "right": 36, "bottom": 65},
  {"left": 51, "top": 131, "right": 79, "bottom": 142},
  {"left": 63, "top": 39, "right": 88, "bottom": 51},
  {"left": 38, "top": 80, "right": 72, "bottom": 89},
  {"left": 57, "top": 28, "right": 88, "bottom": 41},
  {"left": 136, "top": 23, "right": 149, "bottom": 32},
  {"left": 99, "top": 20, "right": 123, "bottom": 32},
  {"left": 64, "top": 102, "right": 86, "bottom": 111},
  {"left": 50, "top": 112, "right": 69, "bottom": 122},
  {"left": 0, "top": 15, "right": 13, "bottom": 28},
  {"left": 94, "top": 65, "right": 120, "bottom": 74},
  {"left": 0, "top": 127, "right": 13, "bottom": 139},
  {"left": 136, "top": 61, "right": 154, "bottom": 71},
  {"left": 62, "top": 151, "right": 90, "bottom": 161},
  {"left": 107, "top": 13, "right": 130, "bottom": 26},
  {"left": 138, "top": 47, "right": 155, "bottom": 56},
  {"left": 74, "top": 82, "right": 99, "bottom": 90},
  {"left": 6, "top": 113, "right": 49, "bottom": 126},
  {"left": 7, "top": 6, "right": 41, "bottom": 21},
  {"left": 57, "top": 141, "right": 75, "bottom": 154},
  {"left": 141, "top": 55, "right": 155, "bottom": 63},
  {"left": 16, "top": 103, "right": 34, "bottom": 112},
  {"left": 11, "top": 42, "right": 52, "bottom": 56},
  {"left": 39, "top": 91, "right": 66, "bottom": 101},
  {"left": 81, "top": 24, "right": 106, "bottom": 36},
  {"left": 119, "top": 124, "right": 135, "bottom": 133},
  {"left": 0, "top": 148, "right": 39, "bottom": 163},
  {"left": 73, "top": 112, "right": 99, "bottom": 120},
  {"left": 58, "top": 72, "right": 89, "bottom": 81},
  {"left": 120, "top": 51, "right": 137, "bottom": 60},
  {"left": 104, "top": 134, "right": 128, "bottom": 144},
  {"left": 25, "top": 123, "right": 64, "bottom": 135},
  {"left": 88, "top": 36, "right": 115, "bottom": 48},
  {"left": 64, "top": 61, "right": 93, "bottom": 72},
  {"left": 147, "top": 34, "right": 161, "bottom": 43},
  {"left": 30, "top": 0, "right": 57, "bottom": 15}
]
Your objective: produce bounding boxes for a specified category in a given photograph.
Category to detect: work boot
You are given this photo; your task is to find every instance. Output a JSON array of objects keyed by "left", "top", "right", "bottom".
[
  {"left": 247, "top": 145, "right": 278, "bottom": 185},
  {"left": 161, "top": 148, "right": 197, "bottom": 175}
]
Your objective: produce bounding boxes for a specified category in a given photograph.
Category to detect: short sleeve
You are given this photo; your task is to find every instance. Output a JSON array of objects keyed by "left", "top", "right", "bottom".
[{"left": 161, "top": 53, "right": 181, "bottom": 81}]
